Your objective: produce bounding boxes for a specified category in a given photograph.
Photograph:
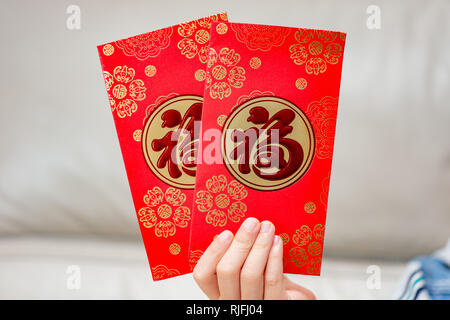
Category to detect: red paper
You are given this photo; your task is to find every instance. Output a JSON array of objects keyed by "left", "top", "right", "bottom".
[
  {"left": 189, "top": 22, "right": 346, "bottom": 275},
  {"left": 97, "top": 13, "right": 228, "bottom": 280}
]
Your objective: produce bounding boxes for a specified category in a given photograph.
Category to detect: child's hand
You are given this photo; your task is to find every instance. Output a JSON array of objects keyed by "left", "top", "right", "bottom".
[{"left": 193, "top": 217, "right": 316, "bottom": 300}]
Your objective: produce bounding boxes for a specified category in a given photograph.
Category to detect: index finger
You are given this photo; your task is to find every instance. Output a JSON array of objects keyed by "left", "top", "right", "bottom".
[
  {"left": 216, "top": 217, "right": 261, "bottom": 299},
  {"left": 193, "top": 230, "right": 233, "bottom": 299}
]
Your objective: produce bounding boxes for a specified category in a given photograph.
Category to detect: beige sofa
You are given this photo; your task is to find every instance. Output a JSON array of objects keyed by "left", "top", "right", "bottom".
[{"left": 0, "top": 0, "right": 448, "bottom": 299}]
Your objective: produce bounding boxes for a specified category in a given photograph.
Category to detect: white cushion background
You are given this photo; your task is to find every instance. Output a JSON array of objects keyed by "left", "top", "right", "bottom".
[{"left": 0, "top": 237, "right": 404, "bottom": 299}]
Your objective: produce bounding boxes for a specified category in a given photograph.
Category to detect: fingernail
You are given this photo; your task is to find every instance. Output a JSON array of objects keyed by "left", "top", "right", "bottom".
[
  {"left": 218, "top": 230, "right": 232, "bottom": 242},
  {"left": 260, "top": 221, "right": 273, "bottom": 233},
  {"left": 274, "top": 235, "right": 282, "bottom": 246},
  {"left": 243, "top": 217, "right": 259, "bottom": 232}
]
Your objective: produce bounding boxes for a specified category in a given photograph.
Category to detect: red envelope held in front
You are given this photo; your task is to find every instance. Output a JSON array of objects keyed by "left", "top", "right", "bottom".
[{"left": 189, "top": 22, "right": 346, "bottom": 276}]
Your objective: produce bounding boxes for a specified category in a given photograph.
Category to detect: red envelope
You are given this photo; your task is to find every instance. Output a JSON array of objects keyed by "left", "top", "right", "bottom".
[
  {"left": 97, "top": 13, "right": 228, "bottom": 280},
  {"left": 189, "top": 22, "right": 346, "bottom": 275}
]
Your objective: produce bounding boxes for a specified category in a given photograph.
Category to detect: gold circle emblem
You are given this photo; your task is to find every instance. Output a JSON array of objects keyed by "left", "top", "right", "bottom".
[
  {"left": 142, "top": 95, "right": 203, "bottom": 189},
  {"left": 304, "top": 201, "right": 316, "bottom": 213},
  {"left": 194, "top": 69, "right": 206, "bottom": 81},
  {"left": 157, "top": 204, "right": 172, "bottom": 219},
  {"left": 145, "top": 65, "right": 157, "bottom": 77},
  {"left": 169, "top": 243, "right": 181, "bottom": 255},
  {"left": 308, "top": 41, "right": 323, "bottom": 55},
  {"left": 212, "top": 65, "right": 227, "bottom": 80},
  {"left": 279, "top": 233, "right": 290, "bottom": 245},
  {"left": 103, "top": 44, "right": 114, "bottom": 56},
  {"left": 214, "top": 193, "right": 230, "bottom": 209},
  {"left": 195, "top": 29, "right": 210, "bottom": 45},
  {"left": 222, "top": 96, "right": 315, "bottom": 191},
  {"left": 112, "top": 84, "right": 127, "bottom": 99},
  {"left": 216, "top": 23, "right": 228, "bottom": 35},
  {"left": 133, "top": 129, "right": 142, "bottom": 142},
  {"left": 249, "top": 57, "right": 261, "bottom": 69},
  {"left": 295, "top": 78, "right": 307, "bottom": 90},
  {"left": 217, "top": 114, "right": 227, "bottom": 127}
]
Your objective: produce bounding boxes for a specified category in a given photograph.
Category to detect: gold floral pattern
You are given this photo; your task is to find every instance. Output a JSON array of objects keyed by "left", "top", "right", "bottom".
[
  {"left": 138, "top": 187, "right": 191, "bottom": 238},
  {"left": 289, "top": 247, "right": 309, "bottom": 268},
  {"left": 231, "top": 24, "right": 290, "bottom": 51},
  {"left": 289, "top": 224, "right": 324, "bottom": 274},
  {"left": 306, "top": 96, "right": 339, "bottom": 159},
  {"left": 289, "top": 29, "right": 343, "bottom": 75},
  {"left": 205, "top": 48, "right": 246, "bottom": 99},
  {"left": 116, "top": 27, "right": 172, "bottom": 60},
  {"left": 143, "top": 92, "right": 178, "bottom": 125},
  {"left": 151, "top": 264, "right": 181, "bottom": 280},
  {"left": 232, "top": 90, "right": 274, "bottom": 111},
  {"left": 292, "top": 225, "right": 313, "bottom": 246},
  {"left": 177, "top": 16, "right": 222, "bottom": 64},
  {"left": 103, "top": 65, "right": 147, "bottom": 118},
  {"left": 195, "top": 175, "right": 248, "bottom": 227},
  {"left": 307, "top": 257, "right": 322, "bottom": 275}
]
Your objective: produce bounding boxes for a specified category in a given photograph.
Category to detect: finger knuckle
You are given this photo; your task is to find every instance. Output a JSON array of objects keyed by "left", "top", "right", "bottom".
[
  {"left": 216, "top": 262, "right": 237, "bottom": 278},
  {"left": 252, "top": 239, "right": 270, "bottom": 250},
  {"left": 265, "top": 273, "right": 282, "bottom": 287},
  {"left": 234, "top": 235, "right": 253, "bottom": 251},
  {"left": 240, "top": 268, "right": 260, "bottom": 283}
]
